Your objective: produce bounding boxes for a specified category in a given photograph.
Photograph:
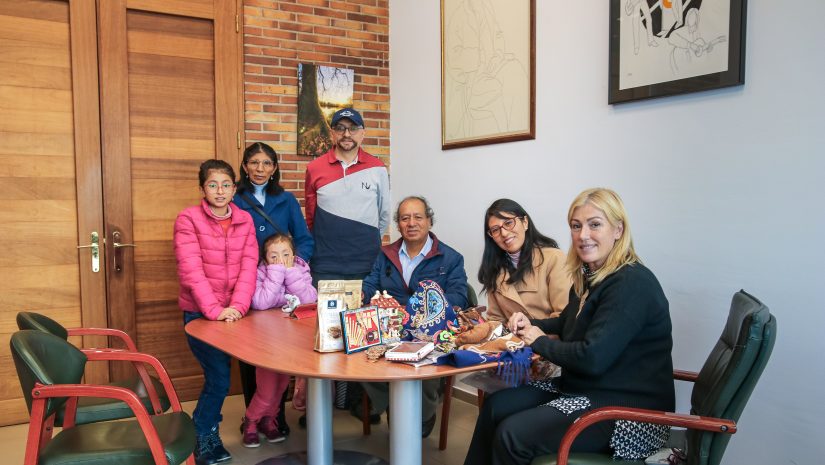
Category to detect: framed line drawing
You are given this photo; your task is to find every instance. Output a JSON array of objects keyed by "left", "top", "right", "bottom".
[
  {"left": 609, "top": 0, "right": 746, "bottom": 104},
  {"left": 441, "top": 0, "right": 536, "bottom": 150}
]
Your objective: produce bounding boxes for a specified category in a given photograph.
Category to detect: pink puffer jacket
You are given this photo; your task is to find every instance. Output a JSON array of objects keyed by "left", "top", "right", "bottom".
[{"left": 174, "top": 200, "right": 259, "bottom": 320}]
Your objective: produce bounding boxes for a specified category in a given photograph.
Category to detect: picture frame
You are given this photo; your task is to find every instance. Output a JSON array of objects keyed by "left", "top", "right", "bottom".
[
  {"left": 340, "top": 306, "right": 383, "bottom": 354},
  {"left": 441, "top": 0, "right": 536, "bottom": 150},
  {"left": 608, "top": 0, "right": 746, "bottom": 104}
]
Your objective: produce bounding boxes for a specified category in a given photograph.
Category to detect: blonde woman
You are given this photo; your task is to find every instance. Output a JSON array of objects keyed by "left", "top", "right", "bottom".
[{"left": 465, "top": 188, "right": 674, "bottom": 465}]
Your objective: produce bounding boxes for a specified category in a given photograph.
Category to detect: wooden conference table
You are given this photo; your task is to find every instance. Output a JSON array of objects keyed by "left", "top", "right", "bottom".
[{"left": 185, "top": 309, "right": 497, "bottom": 465}]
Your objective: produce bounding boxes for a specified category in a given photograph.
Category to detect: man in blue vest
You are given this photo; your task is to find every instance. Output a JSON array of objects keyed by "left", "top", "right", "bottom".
[{"left": 360, "top": 195, "right": 469, "bottom": 437}]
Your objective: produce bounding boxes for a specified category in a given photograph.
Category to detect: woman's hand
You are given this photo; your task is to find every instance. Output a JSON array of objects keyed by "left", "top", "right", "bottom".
[
  {"left": 519, "top": 326, "right": 548, "bottom": 345},
  {"left": 217, "top": 306, "right": 242, "bottom": 322},
  {"left": 507, "top": 312, "right": 531, "bottom": 334}
]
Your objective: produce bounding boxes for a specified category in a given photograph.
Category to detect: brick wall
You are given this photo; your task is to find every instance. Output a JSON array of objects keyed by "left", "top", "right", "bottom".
[{"left": 242, "top": 0, "right": 390, "bottom": 206}]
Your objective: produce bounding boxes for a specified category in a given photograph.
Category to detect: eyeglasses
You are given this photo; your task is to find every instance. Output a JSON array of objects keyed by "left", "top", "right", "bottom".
[
  {"left": 247, "top": 160, "right": 274, "bottom": 168},
  {"left": 331, "top": 124, "right": 363, "bottom": 135},
  {"left": 487, "top": 217, "right": 523, "bottom": 238},
  {"left": 204, "top": 182, "right": 235, "bottom": 193}
]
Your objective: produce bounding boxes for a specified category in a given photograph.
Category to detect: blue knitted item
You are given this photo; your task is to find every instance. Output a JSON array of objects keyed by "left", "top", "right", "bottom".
[
  {"left": 496, "top": 347, "right": 533, "bottom": 387},
  {"left": 435, "top": 350, "right": 497, "bottom": 367}
]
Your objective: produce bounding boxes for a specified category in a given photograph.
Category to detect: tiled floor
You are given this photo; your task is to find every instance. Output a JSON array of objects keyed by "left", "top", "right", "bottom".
[{"left": 2, "top": 393, "right": 480, "bottom": 465}]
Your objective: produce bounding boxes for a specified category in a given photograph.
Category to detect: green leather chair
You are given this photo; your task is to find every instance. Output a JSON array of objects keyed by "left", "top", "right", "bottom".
[
  {"left": 11, "top": 329, "right": 196, "bottom": 465},
  {"left": 531, "top": 290, "right": 777, "bottom": 465},
  {"left": 16, "top": 311, "right": 171, "bottom": 426}
]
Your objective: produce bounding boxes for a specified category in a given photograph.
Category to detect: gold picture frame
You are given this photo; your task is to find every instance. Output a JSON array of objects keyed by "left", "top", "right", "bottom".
[{"left": 441, "top": 0, "right": 536, "bottom": 150}]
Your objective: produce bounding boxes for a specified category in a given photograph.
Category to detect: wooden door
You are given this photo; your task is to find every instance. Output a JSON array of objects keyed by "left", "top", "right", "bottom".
[
  {"left": 0, "top": 0, "right": 108, "bottom": 426},
  {"left": 97, "top": 0, "right": 243, "bottom": 398}
]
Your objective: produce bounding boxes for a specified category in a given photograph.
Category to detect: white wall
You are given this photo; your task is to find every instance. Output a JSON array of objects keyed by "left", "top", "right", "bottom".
[{"left": 389, "top": 1, "right": 825, "bottom": 464}]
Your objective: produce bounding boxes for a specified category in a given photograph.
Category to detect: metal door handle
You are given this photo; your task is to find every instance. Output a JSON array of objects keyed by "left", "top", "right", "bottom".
[
  {"left": 77, "top": 232, "right": 100, "bottom": 272},
  {"left": 112, "top": 231, "right": 136, "bottom": 272}
]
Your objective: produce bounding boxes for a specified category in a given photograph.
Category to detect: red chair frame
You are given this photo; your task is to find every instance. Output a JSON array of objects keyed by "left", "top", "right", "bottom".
[
  {"left": 67, "top": 326, "right": 166, "bottom": 415},
  {"left": 23, "top": 349, "right": 194, "bottom": 465},
  {"left": 553, "top": 369, "right": 737, "bottom": 465}
]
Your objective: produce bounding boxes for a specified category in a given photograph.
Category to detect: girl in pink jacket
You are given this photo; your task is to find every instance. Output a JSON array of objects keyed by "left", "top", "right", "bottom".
[
  {"left": 175, "top": 159, "right": 258, "bottom": 465},
  {"left": 242, "top": 233, "right": 317, "bottom": 447}
]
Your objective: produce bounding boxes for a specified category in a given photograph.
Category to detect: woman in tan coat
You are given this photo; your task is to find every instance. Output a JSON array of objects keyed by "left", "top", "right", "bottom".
[{"left": 478, "top": 199, "right": 571, "bottom": 323}]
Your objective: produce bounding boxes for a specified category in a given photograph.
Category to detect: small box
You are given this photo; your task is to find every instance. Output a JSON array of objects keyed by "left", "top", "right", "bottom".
[{"left": 385, "top": 341, "right": 435, "bottom": 362}]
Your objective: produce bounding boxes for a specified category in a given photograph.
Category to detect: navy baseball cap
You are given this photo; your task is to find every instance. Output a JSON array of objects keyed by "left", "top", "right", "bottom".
[{"left": 330, "top": 108, "right": 364, "bottom": 127}]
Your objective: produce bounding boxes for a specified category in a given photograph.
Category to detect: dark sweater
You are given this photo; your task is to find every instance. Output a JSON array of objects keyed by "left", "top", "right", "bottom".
[{"left": 530, "top": 263, "right": 675, "bottom": 411}]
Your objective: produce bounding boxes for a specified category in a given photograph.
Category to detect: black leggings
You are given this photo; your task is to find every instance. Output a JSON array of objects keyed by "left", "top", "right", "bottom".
[{"left": 464, "top": 385, "right": 614, "bottom": 465}]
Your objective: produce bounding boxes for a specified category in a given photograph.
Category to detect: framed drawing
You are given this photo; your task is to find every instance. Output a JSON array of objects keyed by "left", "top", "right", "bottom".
[
  {"left": 609, "top": 0, "right": 746, "bottom": 104},
  {"left": 340, "top": 306, "right": 382, "bottom": 354},
  {"left": 441, "top": 0, "right": 536, "bottom": 150}
]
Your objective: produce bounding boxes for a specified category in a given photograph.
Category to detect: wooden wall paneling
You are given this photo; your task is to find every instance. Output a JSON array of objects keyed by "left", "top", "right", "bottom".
[
  {"left": 0, "top": 0, "right": 105, "bottom": 426},
  {"left": 215, "top": 0, "right": 244, "bottom": 168},
  {"left": 126, "top": 8, "right": 216, "bottom": 394},
  {"left": 98, "top": 0, "right": 243, "bottom": 397},
  {"left": 70, "top": 0, "right": 108, "bottom": 382},
  {"left": 97, "top": 0, "right": 138, "bottom": 381}
]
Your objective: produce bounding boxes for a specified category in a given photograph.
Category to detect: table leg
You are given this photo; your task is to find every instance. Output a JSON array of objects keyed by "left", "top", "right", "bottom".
[
  {"left": 307, "top": 377, "right": 333, "bottom": 465},
  {"left": 389, "top": 379, "right": 422, "bottom": 465}
]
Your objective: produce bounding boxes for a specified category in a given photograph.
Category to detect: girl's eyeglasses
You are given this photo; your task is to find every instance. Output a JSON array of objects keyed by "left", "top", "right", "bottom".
[{"left": 204, "top": 182, "right": 235, "bottom": 193}]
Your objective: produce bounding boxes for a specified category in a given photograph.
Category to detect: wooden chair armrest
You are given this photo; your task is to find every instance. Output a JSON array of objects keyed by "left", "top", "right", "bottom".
[
  {"left": 32, "top": 383, "right": 169, "bottom": 465},
  {"left": 81, "top": 349, "right": 181, "bottom": 412},
  {"left": 67, "top": 327, "right": 139, "bottom": 351},
  {"left": 555, "top": 406, "right": 737, "bottom": 465},
  {"left": 673, "top": 369, "right": 699, "bottom": 382}
]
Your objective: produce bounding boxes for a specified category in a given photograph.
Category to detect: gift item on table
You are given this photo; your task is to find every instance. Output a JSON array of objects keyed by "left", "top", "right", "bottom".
[
  {"left": 340, "top": 306, "right": 383, "bottom": 354},
  {"left": 461, "top": 332, "right": 525, "bottom": 353},
  {"left": 384, "top": 341, "right": 435, "bottom": 362},
  {"left": 314, "top": 296, "right": 345, "bottom": 352},
  {"left": 455, "top": 320, "right": 503, "bottom": 346},
  {"left": 313, "top": 280, "right": 363, "bottom": 352},
  {"left": 402, "top": 280, "right": 458, "bottom": 348},
  {"left": 435, "top": 349, "right": 498, "bottom": 367},
  {"left": 496, "top": 347, "right": 533, "bottom": 387},
  {"left": 370, "top": 290, "right": 406, "bottom": 344},
  {"left": 281, "top": 293, "right": 300, "bottom": 313}
]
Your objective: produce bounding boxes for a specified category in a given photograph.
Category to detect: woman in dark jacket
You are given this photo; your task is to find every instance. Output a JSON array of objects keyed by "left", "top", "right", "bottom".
[
  {"left": 233, "top": 142, "right": 314, "bottom": 435},
  {"left": 464, "top": 188, "right": 675, "bottom": 465},
  {"left": 233, "top": 142, "right": 313, "bottom": 261}
]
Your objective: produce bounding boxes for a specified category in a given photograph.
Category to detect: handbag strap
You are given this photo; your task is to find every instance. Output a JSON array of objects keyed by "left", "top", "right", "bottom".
[{"left": 238, "top": 192, "right": 283, "bottom": 235}]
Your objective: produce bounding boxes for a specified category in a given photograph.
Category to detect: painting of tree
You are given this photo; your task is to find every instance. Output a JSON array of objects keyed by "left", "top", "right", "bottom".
[{"left": 297, "top": 64, "right": 355, "bottom": 157}]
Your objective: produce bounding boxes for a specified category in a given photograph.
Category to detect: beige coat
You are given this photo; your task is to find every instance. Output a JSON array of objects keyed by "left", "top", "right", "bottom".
[{"left": 485, "top": 247, "right": 571, "bottom": 323}]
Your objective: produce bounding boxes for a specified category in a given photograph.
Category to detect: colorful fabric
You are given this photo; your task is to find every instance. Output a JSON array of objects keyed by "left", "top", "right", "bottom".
[
  {"left": 402, "top": 280, "right": 458, "bottom": 343},
  {"left": 435, "top": 349, "right": 497, "bottom": 367},
  {"left": 496, "top": 347, "right": 532, "bottom": 387}
]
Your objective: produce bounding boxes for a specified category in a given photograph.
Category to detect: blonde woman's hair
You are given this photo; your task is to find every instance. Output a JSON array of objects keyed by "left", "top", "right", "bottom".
[{"left": 565, "top": 188, "right": 640, "bottom": 296}]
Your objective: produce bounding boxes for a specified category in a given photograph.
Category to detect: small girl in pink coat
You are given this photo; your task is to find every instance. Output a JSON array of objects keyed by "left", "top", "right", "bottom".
[{"left": 242, "top": 233, "right": 317, "bottom": 447}]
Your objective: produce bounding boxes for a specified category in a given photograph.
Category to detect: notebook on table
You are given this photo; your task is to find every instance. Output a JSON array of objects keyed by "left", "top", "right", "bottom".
[{"left": 385, "top": 341, "right": 435, "bottom": 362}]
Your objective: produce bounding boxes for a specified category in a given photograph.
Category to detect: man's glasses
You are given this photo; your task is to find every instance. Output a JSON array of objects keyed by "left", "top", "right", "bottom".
[
  {"left": 247, "top": 160, "right": 274, "bottom": 168},
  {"left": 331, "top": 125, "right": 363, "bottom": 135},
  {"left": 487, "top": 217, "right": 523, "bottom": 238},
  {"left": 204, "top": 182, "right": 235, "bottom": 193}
]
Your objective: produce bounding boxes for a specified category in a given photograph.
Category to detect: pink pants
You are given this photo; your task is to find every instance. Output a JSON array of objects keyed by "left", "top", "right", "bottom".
[
  {"left": 245, "top": 367, "right": 290, "bottom": 422},
  {"left": 292, "top": 377, "right": 306, "bottom": 411}
]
